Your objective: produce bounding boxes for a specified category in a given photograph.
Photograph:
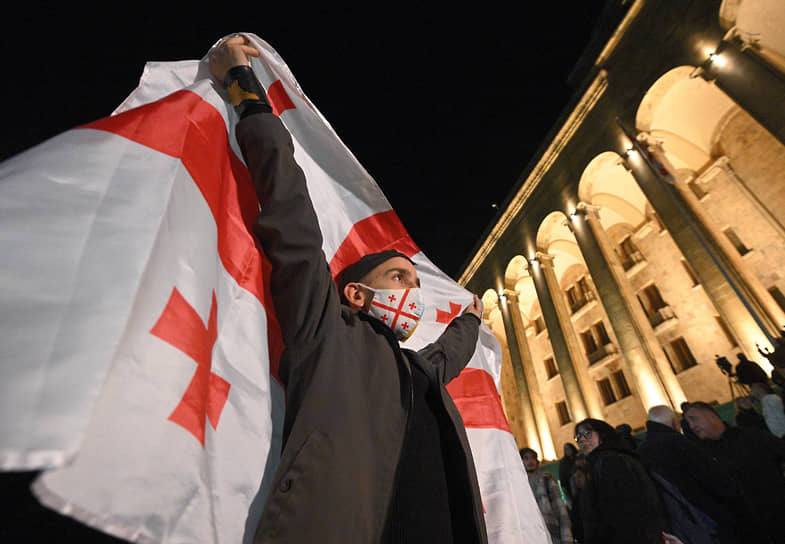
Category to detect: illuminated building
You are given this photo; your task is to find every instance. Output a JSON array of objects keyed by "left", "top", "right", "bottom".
[{"left": 458, "top": 0, "right": 785, "bottom": 459}]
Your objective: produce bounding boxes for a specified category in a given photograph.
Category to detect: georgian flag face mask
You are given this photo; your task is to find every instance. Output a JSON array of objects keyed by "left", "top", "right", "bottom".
[{"left": 359, "top": 284, "right": 425, "bottom": 341}]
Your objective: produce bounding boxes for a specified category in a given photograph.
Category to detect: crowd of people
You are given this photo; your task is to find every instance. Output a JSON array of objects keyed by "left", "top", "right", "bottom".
[{"left": 521, "top": 356, "right": 785, "bottom": 544}]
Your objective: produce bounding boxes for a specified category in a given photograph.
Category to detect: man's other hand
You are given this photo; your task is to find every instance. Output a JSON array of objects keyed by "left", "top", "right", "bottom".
[
  {"left": 463, "top": 294, "right": 483, "bottom": 321},
  {"left": 209, "top": 35, "right": 261, "bottom": 83}
]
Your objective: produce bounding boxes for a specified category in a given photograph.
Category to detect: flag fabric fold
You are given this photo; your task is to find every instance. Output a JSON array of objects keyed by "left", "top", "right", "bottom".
[{"left": 0, "top": 33, "right": 548, "bottom": 543}]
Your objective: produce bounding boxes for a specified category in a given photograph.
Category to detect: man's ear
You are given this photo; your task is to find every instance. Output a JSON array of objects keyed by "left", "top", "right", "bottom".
[{"left": 343, "top": 282, "right": 371, "bottom": 311}]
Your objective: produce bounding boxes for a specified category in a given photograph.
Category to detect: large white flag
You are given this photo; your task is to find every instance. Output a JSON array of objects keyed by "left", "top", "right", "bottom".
[{"left": 0, "top": 34, "right": 548, "bottom": 543}]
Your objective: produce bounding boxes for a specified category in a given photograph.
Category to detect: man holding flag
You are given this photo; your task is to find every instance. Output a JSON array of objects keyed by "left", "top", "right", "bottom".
[{"left": 210, "top": 36, "right": 488, "bottom": 542}]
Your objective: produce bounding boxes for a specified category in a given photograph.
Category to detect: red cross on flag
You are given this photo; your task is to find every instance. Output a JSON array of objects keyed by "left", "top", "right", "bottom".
[{"left": 0, "top": 34, "right": 549, "bottom": 543}]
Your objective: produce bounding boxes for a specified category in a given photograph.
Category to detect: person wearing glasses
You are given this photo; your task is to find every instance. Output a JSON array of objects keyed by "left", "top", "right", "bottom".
[{"left": 572, "top": 418, "right": 671, "bottom": 544}]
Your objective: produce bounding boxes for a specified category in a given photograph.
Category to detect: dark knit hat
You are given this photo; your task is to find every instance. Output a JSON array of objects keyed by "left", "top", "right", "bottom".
[{"left": 336, "top": 250, "right": 414, "bottom": 302}]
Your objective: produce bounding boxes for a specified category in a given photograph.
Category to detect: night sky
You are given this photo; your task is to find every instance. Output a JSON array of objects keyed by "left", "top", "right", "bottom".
[
  {"left": 3, "top": 3, "right": 610, "bottom": 277},
  {"left": 2, "top": 2, "right": 610, "bottom": 540}
]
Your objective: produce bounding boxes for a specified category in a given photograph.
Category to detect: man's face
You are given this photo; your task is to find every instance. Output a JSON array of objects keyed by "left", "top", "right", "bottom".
[
  {"left": 521, "top": 452, "right": 539, "bottom": 474},
  {"left": 575, "top": 428, "right": 600, "bottom": 455},
  {"left": 685, "top": 408, "right": 725, "bottom": 440},
  {"left": 362, "top": 256, "right": 420, "bottom": 291}
]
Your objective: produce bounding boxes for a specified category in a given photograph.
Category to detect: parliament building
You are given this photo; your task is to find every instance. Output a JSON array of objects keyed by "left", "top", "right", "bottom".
[{"left": 458, "top": 0, "right": 785, "bottom": 460}]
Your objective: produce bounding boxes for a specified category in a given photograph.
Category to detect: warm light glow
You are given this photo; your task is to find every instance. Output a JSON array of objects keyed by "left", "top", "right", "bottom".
[{"left": 705, "top": 51, "right": 726, "bottom": 68}]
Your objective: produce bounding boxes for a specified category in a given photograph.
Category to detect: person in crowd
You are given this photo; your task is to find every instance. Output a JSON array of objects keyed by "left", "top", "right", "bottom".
[
  {"left": 735, "top": 353, "right": 769, "bottom": 385},
  {"left": 638, "top": 405, "right": 753, "bottom": 544},
  {"left": 568, "top": 453, "right": 589, "bottom": 542},
  {"left": 756, "top": 343, "right": 784, "bottom": 369},
  {"left": 558, "top": 443, "right": 579, "bottom": 508},
  {"left": 614, "top": 423, "right": 639, "bottom": 451},
  {"left": 684, "top": 401, "right": 785, "bottom": 543},
  {"left": 734, "top": 394, "right": 768, "bottom": 430},
  {"left": 520, "top": 448, "right": 573, "bottom": 544},
  {"left": 573, "top": 418, "right": 670, "bottom": 544},
  {"left": 679, "top": 402, "right": 699, "bottom": 441},
  {"left": 748, "top": 382, "right": 785, "bottom": 438}
]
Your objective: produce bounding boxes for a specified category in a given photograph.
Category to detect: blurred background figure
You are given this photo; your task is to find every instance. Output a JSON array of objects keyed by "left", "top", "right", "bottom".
[
  {"left": 520, "top": 448, "right": 573, "bottom": 544},
  {"left": 558, "top": 443, "right": 579, "bottom": 509}
]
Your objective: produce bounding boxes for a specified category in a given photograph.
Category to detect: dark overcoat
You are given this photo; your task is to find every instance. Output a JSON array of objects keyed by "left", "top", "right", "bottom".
[
  {"left": 237, "top": 113, "right": 488, "bottom": 543},
  {"left": 580, "top": 439, "right": 669, "bottom": 544}
]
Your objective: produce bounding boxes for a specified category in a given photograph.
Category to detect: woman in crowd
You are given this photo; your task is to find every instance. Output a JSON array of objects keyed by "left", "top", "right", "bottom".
[{"left": 573, "top": 418, "right": 670, "bottom": 544}]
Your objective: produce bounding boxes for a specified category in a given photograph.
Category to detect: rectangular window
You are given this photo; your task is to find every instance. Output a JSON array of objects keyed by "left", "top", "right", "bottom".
[
  {"left": 681, "top": 259, "right": 699, "bottom": 286},
  {"left": 544, "top": 356, "right": 559, "bottom": 379},
  {"left": 582, "top": 330, "right": 598, "bottom": 356},
  {"left": 668, "top": 337, "right": 698, "bottom": 373},
  {"left": 566, "top": 285, "right": 579, "bottom": 308},
  {"left": 769, "top": 287, "right": 785, "bottom": 314},
  {"left": 598, "top": 378, "right": 617, "bottom": 405},
  {"left": 594, "top": 321, "right": 611, "bottom": 346},
  {"left": 723, "top": 227, "right": 751, "bottom": 256},
  {"left": 556, "top": 401, "right": 571, "bottom": 426},
  {"left": 617, "top": 236, "right": 644, "bottom": 271},
  {"left": 715, "top": 316, "right": 738, "bottom": 348},
  {"left": 577, "top": 277, "right": 591, "bottom": 298},
  {"left": 638, "top": 284, "right": 670, "bottom": 327},
  {"left": 534, "top": 315, "right": 546, "bottom": 334},
  {"left": 612, "top": 370, "right": 632, "bottom": 398}
]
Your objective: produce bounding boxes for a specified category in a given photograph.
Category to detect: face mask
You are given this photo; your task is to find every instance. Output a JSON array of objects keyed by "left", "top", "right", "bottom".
[{"left": 359, "top": 284, "right": 425, "bottom": 341}]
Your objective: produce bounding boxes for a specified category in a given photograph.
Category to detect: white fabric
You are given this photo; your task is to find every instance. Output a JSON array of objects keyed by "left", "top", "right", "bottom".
[{"left": 0, "top": 33, "right": 548, "bottom": 543}]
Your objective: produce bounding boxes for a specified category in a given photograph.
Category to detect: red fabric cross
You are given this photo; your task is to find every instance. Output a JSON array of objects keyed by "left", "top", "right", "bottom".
[
  {"left": 436, "top": 302, "right": 463, "bottom": 324},
  {"left": 150, "top": 287, "right": 230, "bottom": 446}
]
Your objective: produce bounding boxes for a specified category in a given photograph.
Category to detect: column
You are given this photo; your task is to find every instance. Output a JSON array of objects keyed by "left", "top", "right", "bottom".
[
  {"left": 496, "top": 292, "right": 542, "bottom": 454},
  {"left": 625, "top": 139, "right": 776, "bottom": 363},
  {"left": 529, "top": 253, "right": 603, "bottom": 420},
  {"left": 505, "top": 289, "right": 556, "bottom": 460},
  {"left": 572, "top": 202, "right": 686, "bottom": 409},
  {"left": 700, "top": 37, "right": 785, "bottom": 146}
]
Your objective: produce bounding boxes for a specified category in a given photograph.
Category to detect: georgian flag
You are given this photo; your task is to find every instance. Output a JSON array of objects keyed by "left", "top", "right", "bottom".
[{"left": 0, "top": 33, "right": 549, "bottom": 543}]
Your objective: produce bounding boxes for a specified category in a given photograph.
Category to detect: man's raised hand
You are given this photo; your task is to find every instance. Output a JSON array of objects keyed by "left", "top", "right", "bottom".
[
  {"left": 463, "top": 294, "right": 484, "bottom": 321},
  {"left": 209, "top": 35, "right": 261, "bottom": 83}
]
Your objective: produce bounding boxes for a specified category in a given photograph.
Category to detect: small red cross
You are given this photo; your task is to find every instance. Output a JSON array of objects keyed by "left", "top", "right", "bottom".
[
  {"left": 388, "top": 294, "right": 397, "bottom": 303},
  {"left": 151, "top": 287, "right": 230, "bottom": 446},
  {"left": 401, "top": 322, "right": 409, "bottom": 330},
  {"left": 436, "top": 302, "right": 463, "bottom": 324},
  {"left": 409, "top": 302, "right": 417, "bottom": 310}
]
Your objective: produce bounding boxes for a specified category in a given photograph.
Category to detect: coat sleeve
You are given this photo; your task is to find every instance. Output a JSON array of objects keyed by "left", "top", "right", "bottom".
[
  {"left": 235, "top": 112, "right": 340, "bottom": 384},
  {"left": 417, "top": 313, "right": 480, "bottom": 384}
]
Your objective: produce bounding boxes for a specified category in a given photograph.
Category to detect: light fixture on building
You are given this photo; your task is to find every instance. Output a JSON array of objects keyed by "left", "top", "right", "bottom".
[{"left": 705, "top": 50, "right": 726, "bottom": 68}]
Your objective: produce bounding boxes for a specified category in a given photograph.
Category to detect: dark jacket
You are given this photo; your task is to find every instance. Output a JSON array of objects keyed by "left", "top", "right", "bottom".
[
  {"left": 580, "top": 439, "right": 669, "bottom": 544},
  {"left": 237, "top": 113, "right": 487, "bottom": 543},
  {"left": 637, "top": 421, "right": 749, "bottom": 544},
  {"left": 695, "top": 424, "right": 785, "bottom": 544}
]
